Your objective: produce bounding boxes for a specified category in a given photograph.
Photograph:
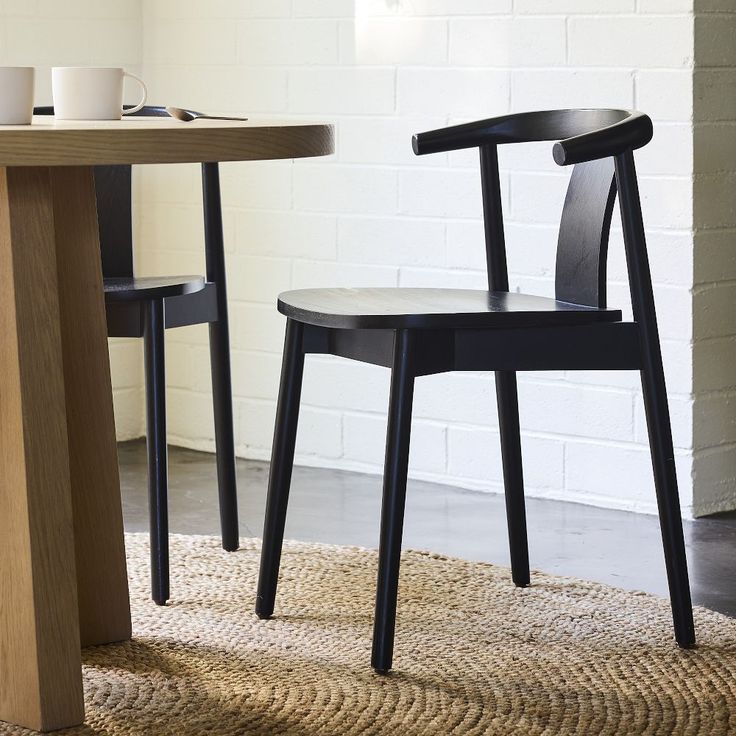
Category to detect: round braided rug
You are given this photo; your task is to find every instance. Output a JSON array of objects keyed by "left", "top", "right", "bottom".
[{"left": 7, "top": 533, "right": 736, "bottom": 736}]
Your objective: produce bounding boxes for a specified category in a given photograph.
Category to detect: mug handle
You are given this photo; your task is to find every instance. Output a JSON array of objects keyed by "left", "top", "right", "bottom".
[{"left": 121, "top": 72, "right": 147, "bottom": 115}]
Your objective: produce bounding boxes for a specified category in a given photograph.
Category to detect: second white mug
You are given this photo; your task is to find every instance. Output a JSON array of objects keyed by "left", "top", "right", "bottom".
[{"left": 52, "top": 67, "right": 147, "bottom": 121}]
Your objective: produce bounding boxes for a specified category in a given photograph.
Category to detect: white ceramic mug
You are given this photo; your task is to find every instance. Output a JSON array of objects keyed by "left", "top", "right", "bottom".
[
  {"left": 52, "top": 67, "right": 147, "bottom": 120},
  {"left": 0, "top": 67, "right": 34, "bottom": 125}
]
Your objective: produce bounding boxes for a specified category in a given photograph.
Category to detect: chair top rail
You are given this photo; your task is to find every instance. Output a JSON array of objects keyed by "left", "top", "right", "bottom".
[{"left": 412, "top": 109, "right": 652, "bottom": 165}]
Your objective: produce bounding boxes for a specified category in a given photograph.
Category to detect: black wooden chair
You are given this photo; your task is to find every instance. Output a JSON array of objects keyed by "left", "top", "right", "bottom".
[
  {"left": 35, "top": 106, "right": 239, "bottom": 605},
  {"left": 255, "top": 109, "right": 695, "bottom": 673}
]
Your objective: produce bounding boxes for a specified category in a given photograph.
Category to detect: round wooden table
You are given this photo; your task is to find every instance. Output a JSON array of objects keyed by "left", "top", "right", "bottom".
[{"left": 0, "top": 116, "right": 333, "bottom": 731}]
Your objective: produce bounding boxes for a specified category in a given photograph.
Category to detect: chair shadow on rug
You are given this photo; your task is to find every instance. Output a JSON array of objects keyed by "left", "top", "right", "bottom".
[{"left": 255, "top": 108, "right": 695, "bottom": 674}]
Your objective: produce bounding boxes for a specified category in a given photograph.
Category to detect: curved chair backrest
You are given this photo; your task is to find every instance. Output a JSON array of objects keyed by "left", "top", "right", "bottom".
[
  {"left": 413, "top": 109, "right": 652, "bottom": 309},
  {"left": 412, "top": 109, "right": 652, "bottom": 164},
  {"left": 34, "top": 106, "right": 171, "bottom": 278}
]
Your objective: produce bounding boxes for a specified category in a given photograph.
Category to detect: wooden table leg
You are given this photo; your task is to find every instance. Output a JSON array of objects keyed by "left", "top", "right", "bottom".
[
  {"left": 0, "top": 167, "right": 85, "bottom": 731},
  {"left": 49, "top": 167, "right": 132, "bottom": 648}
]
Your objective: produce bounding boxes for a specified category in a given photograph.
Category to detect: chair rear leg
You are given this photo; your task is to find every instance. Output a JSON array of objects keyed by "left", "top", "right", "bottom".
[
  {"left": 209, "top": 318, "right": 239, "bottom": 552},
  {"left": 256, "top": 319, "right": 305, "bottom": 619},
  {"left": 640, "top": 359, "right": 695, "bottom": 648},
  {"left": 143, "top": 299, "right": 169, "bottom": 606},
  {"left": 495, "top": 370, "right": 530, "bottom": 587},
  {"left": 615, "top": 149, "right": 694, "bottom": 648},
  {"left": 372, "top": 329, "right": 416, "bottom": 674}
]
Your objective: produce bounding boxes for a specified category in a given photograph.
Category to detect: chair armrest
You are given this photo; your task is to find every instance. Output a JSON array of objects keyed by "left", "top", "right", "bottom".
[
  {"left": 551, "top": 113, "right": 652, "bottom": 166},
  {"left": 412, "top": 113, "right": 527, "bottom": 156}
]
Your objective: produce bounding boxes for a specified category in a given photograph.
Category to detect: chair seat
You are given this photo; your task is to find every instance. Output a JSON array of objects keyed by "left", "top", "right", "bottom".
[
  {"left": 278, "top": 288, "right": 623, "bottom": 330},
  {"left": 104, "top": 276, "right": 206, "bottom": 303}
]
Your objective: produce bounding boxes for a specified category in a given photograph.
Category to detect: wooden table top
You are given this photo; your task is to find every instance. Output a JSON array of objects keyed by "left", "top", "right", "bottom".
[{"left": 0, "top": 117, "right": 334, "bottom": 166}]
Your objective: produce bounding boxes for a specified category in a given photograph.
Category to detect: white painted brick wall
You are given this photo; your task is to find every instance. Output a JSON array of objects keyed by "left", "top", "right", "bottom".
[
  {"left": 449, "top": 18, "right": 567, "bottom": 68},
  {"left": 9, "top": 1, "right": 729, "bottom": 520},
  {"left": 131, "top": 0, "right": 711, "bottom": 517},
  {"left": 568, "top": 16, "right": 693, "bottom": 67},
  {"left": 447, "top": 427, "right": 565, "bottom": 491},
  {"left": 9, "top": 2, "right": 715, "bottom": 516}
]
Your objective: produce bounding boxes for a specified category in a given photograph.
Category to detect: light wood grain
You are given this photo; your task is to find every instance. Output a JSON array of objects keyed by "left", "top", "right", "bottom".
[
  {"left": 50, "top": 167, "right": 132, "bottom": 648},
  {"left": 0, "top": 116, "right": 333, "bottom": 732},
  {"left": 0, "top": 166, "right": 84, "bottom": 731},
  {"left": 0, "top": 117, "right": 334, "bottom": 166}
]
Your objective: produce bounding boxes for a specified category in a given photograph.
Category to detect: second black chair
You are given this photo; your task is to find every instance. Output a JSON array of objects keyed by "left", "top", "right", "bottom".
[{"left": 35, "top": 106, "right": 240, "bottom": 605}]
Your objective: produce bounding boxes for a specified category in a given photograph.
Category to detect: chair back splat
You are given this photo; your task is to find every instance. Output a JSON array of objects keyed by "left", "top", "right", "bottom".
[
  {"left": 93, "top": 165, "right": 134, "bottom": 277},
  {"left": 555, "top": 158, "right": 617, "bottom": 308}
]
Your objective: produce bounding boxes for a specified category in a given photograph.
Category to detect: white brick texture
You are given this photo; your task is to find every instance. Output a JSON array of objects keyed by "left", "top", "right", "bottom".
[
  {"left": 11, "top": 1, "right": 728, "bottom": 518},
  {"left": 134, "top": 0, "right": 710, "bottom": 517}
]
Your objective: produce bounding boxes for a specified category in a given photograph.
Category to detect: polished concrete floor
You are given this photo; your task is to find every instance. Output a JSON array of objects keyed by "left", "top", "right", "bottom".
[{"left": 119, "top": 440, "right": 736, "bottom": 618}]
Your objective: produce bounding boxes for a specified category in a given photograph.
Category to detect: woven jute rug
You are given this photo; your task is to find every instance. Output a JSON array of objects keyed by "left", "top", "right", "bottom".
[{"left": 6, "top": 533, "right": 736, "bottom": 736}]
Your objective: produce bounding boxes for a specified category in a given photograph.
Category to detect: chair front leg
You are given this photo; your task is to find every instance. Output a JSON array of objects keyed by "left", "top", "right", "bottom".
[
  {"left": 495, "top": 370, "right": 530, "bottom": 587},
  {"left": 372, "top": 329, "right": 416, "bottom": 674},
  {"left": 256, "top": 319, "right": 306, "bottom": 619},
  {"left": 143, "top": 299, "right": 169, "bottom": 606}
]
